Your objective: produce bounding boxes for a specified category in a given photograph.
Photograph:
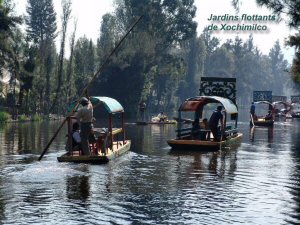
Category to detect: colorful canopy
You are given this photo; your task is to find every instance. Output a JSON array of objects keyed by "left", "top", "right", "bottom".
[
  {"left": 179, "top": 96, "right": 238, "bottom": 114},
  {"left": 69, "top": 96, "right": 124, "bottom": 114}
]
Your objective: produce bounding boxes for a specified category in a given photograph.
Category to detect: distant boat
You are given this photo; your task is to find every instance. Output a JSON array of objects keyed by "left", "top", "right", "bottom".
[
  {"left": 57, "top": 96, "right": 131, "bottom": 164},
  {"left": 167, "top": 96, "right": 243, "bottom": 151},
  {"left": 292, "top": 111, "right": 300, "bottom": 118},
  {"left": 272, "top": 101, "right": 291, "bottom": 118},
  {"left": 136, "top": 114, "right": 176, "bottom": 125},
  {"left": 250, "top": 101, "right": 274, "bottom": 127},
  {"left": 291, "top": 103, "right": 300, "bottom": 118}
]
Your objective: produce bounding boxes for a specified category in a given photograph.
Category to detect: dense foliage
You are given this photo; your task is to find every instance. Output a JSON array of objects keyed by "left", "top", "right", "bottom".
[{"left": 0, "top": 0, "right": 297, "bottom": 119}]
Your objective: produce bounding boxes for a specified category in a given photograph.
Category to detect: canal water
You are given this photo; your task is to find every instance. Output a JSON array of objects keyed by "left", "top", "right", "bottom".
[{"left": 0, "top": 115, "right": 300, "bottom": 224}]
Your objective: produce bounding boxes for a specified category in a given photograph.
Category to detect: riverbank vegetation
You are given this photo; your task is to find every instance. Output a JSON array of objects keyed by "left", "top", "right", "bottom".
[{"left": 0, "top": 0, "right": 299, "bottom": 118}]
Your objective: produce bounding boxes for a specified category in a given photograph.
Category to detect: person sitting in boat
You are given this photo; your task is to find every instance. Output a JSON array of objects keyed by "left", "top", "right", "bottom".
[
  {"left": 208, "top": 106, "right": 224, "bottom": 141},
  {"left": 71, "top": 122, "right": 81, "bottom": 151},
  {"left": 157, "top": 111, "right": 167, "bottom": 122},
  {"left": 200, "top": 118, "right": 209, "bottom": 140},
  {"left": 265, "top": 110, "right": 273, "bottom": 121},
  {"left": 191, "top": 118, "right": 201, "bottom": 139}
]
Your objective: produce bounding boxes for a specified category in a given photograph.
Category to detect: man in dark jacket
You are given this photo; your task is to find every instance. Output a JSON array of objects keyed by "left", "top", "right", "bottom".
[{"left": 208, "top": 106, "right": 224, "bottom": 141}]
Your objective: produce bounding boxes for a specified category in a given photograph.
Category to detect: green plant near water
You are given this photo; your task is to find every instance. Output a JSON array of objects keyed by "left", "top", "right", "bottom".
[
  {"left": 0, "top": 111, "right": 11, "bottom": 122},
  {"left": 32, "top": 114, "right": 43, "bottom": 121},
  {"left": 18, "top": 114, "right": 29, "bottom": 121}
]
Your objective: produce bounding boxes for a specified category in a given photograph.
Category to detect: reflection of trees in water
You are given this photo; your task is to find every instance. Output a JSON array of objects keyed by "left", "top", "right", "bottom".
[
  {"left": 249, "top": 127, "right": 274, "bottom": 147},
  {"left": 128, "top": 124, "right": 174, "bottom": 155},
  {"left": 0, "top": 121, "right": 66, "bottom": 155},
  {"left": 287, "top": 121, "right": 300, "bottom": 224},
  {"left": 171, "top": 144, "right": 240, "bottom": 182},
  {"left": 66, "top": 175, "right": 90, "bottom": 202}
]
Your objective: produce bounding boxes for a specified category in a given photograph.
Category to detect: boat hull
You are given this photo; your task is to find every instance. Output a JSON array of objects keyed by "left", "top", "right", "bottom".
[
  {"left": 250, "top": 120, "right": 274, "bottom": 126},
  {"left": 57, "top": 140, "right": 131, "bottom": 164},
  {"left": 136, "top": 121, "right": 176, "bottom": 125},
  {"left": 167, "top": 133, "right": 243, "bottom": 151}
]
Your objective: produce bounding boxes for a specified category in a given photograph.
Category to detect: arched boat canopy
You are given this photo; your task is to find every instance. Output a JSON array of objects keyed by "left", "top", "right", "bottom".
[
  {"left": 179, "top": 96, "right": 238, "bottom": 114},
  {"left": 69, "top": 96, "right": 124, "bottom": 114},
  {"left": 272, "top": 101, "right": 289, "bottom": 108},
  {"left": 254, "top": 101, "right": 274, "bottom": 109},
  {"left": 90, "top": 96, "right": 124, "bottom": 113}
]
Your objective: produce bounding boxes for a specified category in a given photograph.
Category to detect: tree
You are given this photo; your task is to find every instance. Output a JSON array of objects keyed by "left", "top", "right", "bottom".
[
  {"left": 65, "top": 19, "right": 77, "bottom": 101},
  {"left": 269, "top": 40, "right": 289, "bottom": 94},
  {"left": 25, "top": 0, "right": 57, "bottom": 114},
  {"left": 232, "top": 0, "right": 300, "bottom": 86},
  {"left": 0, "top": 0, "right": 22, "bottom": 75},
  {"left": 50, "top": 0, "right": 72, "bottom": 113}
]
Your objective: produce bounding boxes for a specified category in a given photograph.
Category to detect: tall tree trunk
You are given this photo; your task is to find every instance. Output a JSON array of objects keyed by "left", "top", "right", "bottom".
[
  {"left": 50, "top": 0, "right": 71, "bottom": 113},
  {"left": 66, "top": 19, "right": 77, "bottom": 101}
]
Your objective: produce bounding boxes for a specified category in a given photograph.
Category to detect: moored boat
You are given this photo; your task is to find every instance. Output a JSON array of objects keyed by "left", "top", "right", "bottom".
[
  {"left": 57, "top": 96, "right": 131, "bottom": 164},
  {"left": 136, "top": 114, "right": 176, "bottom": 125},
  {"left": 167, "top": 96, "right": 243, "bottom": 151}
]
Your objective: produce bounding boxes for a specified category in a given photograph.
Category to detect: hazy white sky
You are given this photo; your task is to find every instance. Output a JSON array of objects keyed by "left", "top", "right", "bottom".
[{"left": 15, "top": 0, "right": 295, "bottom": 63}]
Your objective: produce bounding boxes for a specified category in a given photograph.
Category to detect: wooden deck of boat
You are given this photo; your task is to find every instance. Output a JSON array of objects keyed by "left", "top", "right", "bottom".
[
  {"left": 57, "top": 140, "right": 131, "bottom": 164},
  {"left": 167, "top": 133, "right": 243, "bottom": 151}
]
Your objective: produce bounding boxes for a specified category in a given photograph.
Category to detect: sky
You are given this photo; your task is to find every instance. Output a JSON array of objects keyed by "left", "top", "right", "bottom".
[{"left": 14, "top": 0, "right": 295, "bottom": 63}]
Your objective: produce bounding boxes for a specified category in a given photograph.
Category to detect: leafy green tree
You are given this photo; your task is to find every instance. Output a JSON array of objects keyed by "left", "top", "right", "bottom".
[
  {"left": 90, "top": 0, "right": 197, "bottom": 116},
  {"left": 269, "top": 40, "right": 289, "bottom": 94},
  {"left": 73, "top": 36, "right": 96, "bottom": 96},
  {"left": 25, "top": 0, "right": 57, "bottom": 114},
  {"left": 0, "top": 0, "right": 22, "bottom": 75},
  {"left": 50, "top": 0, "right": 72, "bottom": 113},
  {"left": 97, "top": 13, "right": 116, "bottom": 64},
  {"left": 65, "top": 19, "right": 77, "bottom": 102},
  {"left": 233, "top": 0, "right": 300, "bottom": 86}
]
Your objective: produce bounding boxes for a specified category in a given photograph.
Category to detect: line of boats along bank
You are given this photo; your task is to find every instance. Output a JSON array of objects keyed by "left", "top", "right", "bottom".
[{"left": 56, "top": 77, "right": 300, "bottom": 164}]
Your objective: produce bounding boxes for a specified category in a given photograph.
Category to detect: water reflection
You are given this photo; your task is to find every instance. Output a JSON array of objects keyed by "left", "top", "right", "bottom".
[
  {"left": 249, "top": 126, "right": 274, "bottom": 147},
  {"left": 66, "top": 175, "right": 90, "bottom": 202},
  {"left": 0, "top": 119, "right": 299, "bottom": 224},
  {"left": 0, "top": 121, "right": 66, "bottom": 156}
]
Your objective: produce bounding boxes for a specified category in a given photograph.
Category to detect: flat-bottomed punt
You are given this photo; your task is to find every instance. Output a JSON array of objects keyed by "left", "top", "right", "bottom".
[
  {"left": 57, "top": 96, "right": 131, "bottom": 164},
  {"left": 167, "top": 96, "right": 243, "bottom": 151},
  {"left": 250, "top": 101, "right": 274, "bottom": 126}
]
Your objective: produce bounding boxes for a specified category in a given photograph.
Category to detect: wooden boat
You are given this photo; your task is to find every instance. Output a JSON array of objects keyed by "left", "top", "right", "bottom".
[
  {"left": 167, "top": 96, "right": 243, "bottom": 151},
  {"left": 250, "top": 101, "right": 274, "bottom": 126},
  {"left": 291, "top": 103, "right": 300, "bottom": 118},
  {"left": 136, "top": 115, "right": 176, "bottom": 125},
  {"left": 272, "top": 101, "right": 291, "bottom": 118},
  {"left": 292, "top": 111, "right": 300, "bottom": 118},
  {"left": 57, "top": 96, "right": 131, "bottom": 164}
]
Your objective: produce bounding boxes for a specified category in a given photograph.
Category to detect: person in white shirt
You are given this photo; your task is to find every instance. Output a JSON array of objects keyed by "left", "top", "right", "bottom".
[{"left": 75, "top": 97, "right": 93, "bottom": 155}]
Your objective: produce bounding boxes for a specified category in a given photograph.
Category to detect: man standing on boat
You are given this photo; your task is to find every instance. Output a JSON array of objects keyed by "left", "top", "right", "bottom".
[
  {"left": 138, "top": 101, "right": 146, "bottom": 121},
  {"left": 250, "top": 102, "right": 256, "bottom": 118},
  {"left": 208, "top": 106, "right": 224, "bottom": 141},
  {"left": 76, "top": 97, "right": 93, "bottom": 155}
]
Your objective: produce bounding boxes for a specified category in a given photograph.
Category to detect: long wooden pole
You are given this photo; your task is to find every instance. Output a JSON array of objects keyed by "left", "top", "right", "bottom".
[{"left": 38, "top": 16, "right": 143, "bottom": 161}]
